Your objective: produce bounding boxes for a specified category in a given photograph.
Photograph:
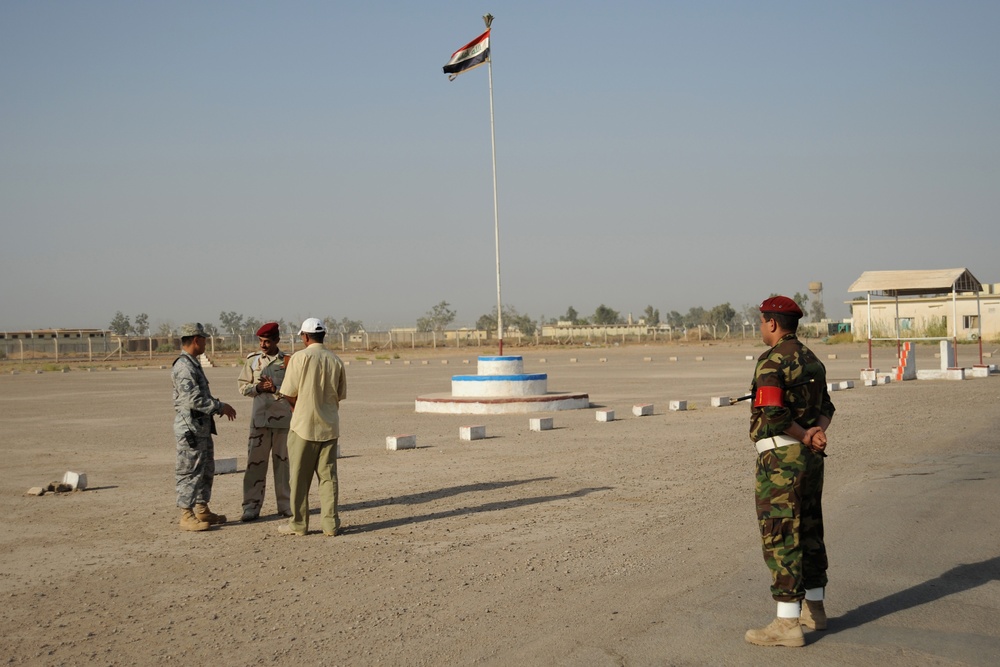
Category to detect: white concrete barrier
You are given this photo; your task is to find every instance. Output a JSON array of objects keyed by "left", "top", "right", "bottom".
[
  {"left": 669, "top": 400, "right": 688, "bottom": 411},
  {"left": 387, "top": 435, "right": 417, "bottom": 450},
  {"left": 460, "top": 425, "right": 486, "bottom": 441},
  {"left": 529, "top": 417, "right": 553, "bottom": 431},
  {"left": 632, "top": 404, "right": 653, "bottom": 417},
  {"left": 710, "top": 397, "right": 730, "bottom": 407},
  {"left": 62, "top": 471, "right": 88, "bottom": 490},
  {"left": 596, "top": 410, "right": 615, "bottom": 422}
]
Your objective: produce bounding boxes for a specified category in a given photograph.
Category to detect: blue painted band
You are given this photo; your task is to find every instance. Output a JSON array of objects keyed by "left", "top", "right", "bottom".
[
  {"left": 452, "top": 373, "right": 547, "bottom": 382},
  {"left": 477, "top": 356, "right": 523, "bottom": 362}
]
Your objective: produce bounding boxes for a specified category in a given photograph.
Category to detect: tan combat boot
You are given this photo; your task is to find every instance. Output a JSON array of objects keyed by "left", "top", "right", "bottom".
[
  {"left": 179, "top": 509, "right": 211, "bottom": 532},
  {"left": 745, "top": 617, "right": 805, "bottom": 647},
  {"left": 800, "top": 600, "right": 827, "bottom": 630},
  {"left": 194, "top": 503, "right": 227, "bottom": 525}
]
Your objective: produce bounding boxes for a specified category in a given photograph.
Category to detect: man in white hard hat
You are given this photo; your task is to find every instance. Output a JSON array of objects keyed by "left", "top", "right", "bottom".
[{"left": 276, "top": 317, "right": 348, "bottom": 536}]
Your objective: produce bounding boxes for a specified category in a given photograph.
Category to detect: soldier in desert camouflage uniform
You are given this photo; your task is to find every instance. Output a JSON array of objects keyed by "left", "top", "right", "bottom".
[
  {"left": 744, "top": 296, "right": 835, "bottom": 647},
  {"left": 237, "top": 322, "right": 292, "bottom": 522},
  {"left": 172, "top": 323, "right": 237, "bottom": 532}
]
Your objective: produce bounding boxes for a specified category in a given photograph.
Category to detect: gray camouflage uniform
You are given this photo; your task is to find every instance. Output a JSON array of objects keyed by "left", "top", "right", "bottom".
[{"left": 172, "top": 351, "right": 226, "bottom": 508}]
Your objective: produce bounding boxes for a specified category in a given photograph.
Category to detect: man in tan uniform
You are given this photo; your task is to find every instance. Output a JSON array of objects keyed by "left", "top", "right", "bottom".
[
  {"left": 277, "top": 317, "right": 347, "bottom": 536},
  {"left": 237, "top": 322, "right": 292, "bottom": 522}
]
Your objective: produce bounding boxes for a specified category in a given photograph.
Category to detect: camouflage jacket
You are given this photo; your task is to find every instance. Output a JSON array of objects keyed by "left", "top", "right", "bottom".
[
  {"left": 749, "top": 333, "right": 835, "bottom": 443},
  {"left": 237, "top": 350, "right": 292, "bottom": 429},
  {"left": 172, "top": 352, "right": 224, "bottom": 438}
]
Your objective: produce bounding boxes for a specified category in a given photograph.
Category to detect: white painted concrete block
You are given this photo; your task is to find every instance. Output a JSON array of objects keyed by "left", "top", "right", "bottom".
[
  {"left": 827, "top": 354, "right": 838, "bottom": 360},
  {"left": 366, "top": 360, "right": 373, "bottom": 365},
  {"left": 970, "top": 365, "right": 991, "bottom": 377},
  {"left": 215, "top": 458, "right": 237, "bottom": 475},
  {"left": 596, "top": 410, "right": 615, "bottom": 422},
  {"left": 877, "top": 375, "right": 892, "bottom": 385},
  {"left": 529, "top": 417, "right": 553, "bottom": 431},
  {"left": 838, "top": 380, "right": 855, "bottom": 390},
  {"left": 827, "top": 383, "right": 840, "bottom": 392},
  {"left": 864, "top": 379, "right": 877, "bottom": 387},
  {"left": 643, "top": 357, "right": 653, "bottom": 362},
  {"left": 441, "top": 360, "right": 449, "bottom": 365},
  {"left": 384, "top": 360, "right": 391, "bottom": 365},
  {"left": 570, "top": 358, "right": 578, "bottom": 363},
  {"left": 669, "top": 400, "right": 688, "bottom": 411},
  {"left": 860, "top": 369, "right": 879, "bottom": 382},
  {"left": 669, "top": 356, "right": 678, "bottom": 361},
  {"left": 386, "top": 434, "right": 417, "bottom": 450},
  {"left": 62, "top": 471, "right": 88, "bottom": 490},
  {"left": 460, "top": 425, "right": 486, "bottom": 441},
  {"left": 916, "top": 369, "right": 965, "bottom": 381},
  {"left": 745, "top": 355, "right": 754, "bottom": 361},
  {"left": 710, "top": 397, "right": 730, "bottom": 407},
  {"left": 462, "top": 359, "right": 470, "bottom": 364},
  {"left": 695, "top": 356, "right": 705, "bottom": 362},
  {"left": 632, "top": 404, "right": 654, "bottom": 417},
  {"left": 403, "top": 360, "right": 411, "bottom": 365},
  {"left": 421, "top": 360, "right": 428, "bottom": 365},
  {"left": 538, "top": 358, "right": 547, "bottom": 363},
  {"left": 599, "top": 357, "right": 608, "bottom": 363}
]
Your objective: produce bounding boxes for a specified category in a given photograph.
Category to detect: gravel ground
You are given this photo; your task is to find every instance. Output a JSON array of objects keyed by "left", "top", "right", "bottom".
[{"left": 2, "top": 341, "right": 998, "bottom": 666}]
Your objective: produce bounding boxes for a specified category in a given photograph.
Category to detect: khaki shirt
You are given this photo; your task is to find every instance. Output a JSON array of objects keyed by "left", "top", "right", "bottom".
[
  {"left": 278, "top": 342, "right": 347, "bottom": 441},
  {"left": 238, "top": 351, "right": 292, "bottom": 429}
]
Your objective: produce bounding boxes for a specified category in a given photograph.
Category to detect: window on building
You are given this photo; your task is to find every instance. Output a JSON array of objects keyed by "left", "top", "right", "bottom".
[
  {"left": 963, "top": 315, "right": 979, "bottom": 329},
  {"left": 898, "top": 318, "right": 913, "bottom": 331}
]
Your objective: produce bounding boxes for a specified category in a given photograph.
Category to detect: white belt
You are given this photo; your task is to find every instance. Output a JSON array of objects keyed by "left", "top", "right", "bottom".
[{"left": 754, "top": 434, "right": 800, "bottom": 454}]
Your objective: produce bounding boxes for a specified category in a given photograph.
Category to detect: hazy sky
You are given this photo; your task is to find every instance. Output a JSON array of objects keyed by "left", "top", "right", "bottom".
[{"left": 3, "top": 1, "right": 998, "bottom": 332}]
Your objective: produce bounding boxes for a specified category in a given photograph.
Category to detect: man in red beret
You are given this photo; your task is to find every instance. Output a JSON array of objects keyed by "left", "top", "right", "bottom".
[
  {"left": 236, "top": 322, "right": 292, "bottom": 521},
  {"left": 745, "top": 296, "right": 836, "bottom": 647}
]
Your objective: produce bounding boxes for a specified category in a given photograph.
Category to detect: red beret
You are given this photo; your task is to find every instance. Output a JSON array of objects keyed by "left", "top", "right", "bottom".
[
  {"left": 256, "top": 322, "right": 280, "bottom": 338},
  {"left": 759, "top": 296, "right": 803, "bottom": 317}
]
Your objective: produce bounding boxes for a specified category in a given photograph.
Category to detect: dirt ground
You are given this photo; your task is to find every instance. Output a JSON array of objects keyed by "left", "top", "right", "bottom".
[{"left": 2, "top": 341, "right": 998, "bottom": 666}]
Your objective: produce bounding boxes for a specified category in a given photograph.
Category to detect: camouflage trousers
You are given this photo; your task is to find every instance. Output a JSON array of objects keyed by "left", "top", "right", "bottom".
[
  {"left": 242, "top": 426, "right": 291, "bottom": 516},
  {"left": 754, "top": 441, "right": 828, "bottom": 602},
  {"left": 175, "top": 431, "right": 215, "bottom": 509}
]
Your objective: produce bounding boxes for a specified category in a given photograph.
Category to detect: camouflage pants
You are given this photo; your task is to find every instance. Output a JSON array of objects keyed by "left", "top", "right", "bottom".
[
  {"left": 754, "top": 442, "right": 828, "bottom": 602},
  {"left": 242, "top": 426, "right": 291, "bottom": 516},
  {"left": 175, "top": 431, "right": 215, "bottom": 509}
]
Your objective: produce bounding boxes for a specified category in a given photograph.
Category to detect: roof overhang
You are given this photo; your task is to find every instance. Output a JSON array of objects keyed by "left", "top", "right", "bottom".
[{"left": 847, "top": 268, "right": 982, "bottom": 297}]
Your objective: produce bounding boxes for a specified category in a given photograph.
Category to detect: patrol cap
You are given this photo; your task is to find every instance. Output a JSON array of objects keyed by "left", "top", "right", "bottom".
[
  {"left": 180, "top": 322, "right": 208, "bottom": 338},
  {"left": 297, "top": 317, "right": 325, "bottom": 335},
  {"left": 256, "top": 322, "right": 280, "bottom": 338},
  {"left": 759, "top": 296, "right": 803, "bottom": 318}
]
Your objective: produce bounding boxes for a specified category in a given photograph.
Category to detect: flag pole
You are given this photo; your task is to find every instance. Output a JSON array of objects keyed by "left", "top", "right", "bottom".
[{"left": 483, "top": 13, "right": 503, "bottom": 355}]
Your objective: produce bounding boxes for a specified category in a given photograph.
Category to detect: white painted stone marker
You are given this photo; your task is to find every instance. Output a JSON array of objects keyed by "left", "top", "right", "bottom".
[
  {"left": 62, "top": 471, "right": 88, "bottom": 490},
  {"left": 632, "top": 404, "right": 654, "bottom": 417},
  {"left": 827, "top": 383, "right": 840, "bottom": 392},
  {"left": 596, "top": 410, "right": 615, "bottom": 422},
  {"left": 838, "top": 380, "right": 855, "bottom": 390},
  {"left": 460, "top": 425, "right": 486, "bottom": 441},
  {"left": 387, "top": 434, "right": 417, "bottom": 451},
  {"left": 710, "top": 397, "right": 730, "bottom": 407},
  {"left": 215, "top": 458, "right": 238, "bottom": 475},
  {"left": 529, "top": 417, "right": 553, "bottom": 431},
  {"left": 669, "top": 400, "right": 688, "bottom": 411}
]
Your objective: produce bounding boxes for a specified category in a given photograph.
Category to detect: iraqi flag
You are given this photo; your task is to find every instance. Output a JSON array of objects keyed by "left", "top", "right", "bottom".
[{"left": 443, "top": 29, "right": 490, "bottom": 80}]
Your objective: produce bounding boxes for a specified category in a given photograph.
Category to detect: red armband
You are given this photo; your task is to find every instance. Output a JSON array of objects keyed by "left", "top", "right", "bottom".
[{"left": 754, "top": 385, "right": 784, "bottom": 407}]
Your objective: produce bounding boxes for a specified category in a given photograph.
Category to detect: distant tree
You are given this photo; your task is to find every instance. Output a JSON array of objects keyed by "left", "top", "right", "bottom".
[
  {"left": 561, "top": 306, "right": 580, "bottom": 324},
  {"left": 203, "top": 322, "right": 219, "bottom": 336},
  {"left": 218, "top": 311, "right": 244, "bottom": 334},
  {"left": 810, "top": 299, "right": 826, "bottom": 322},
  {"left": 709, "top": 303, "right": 736, "bottom": 327},
  {"left": 109, "top": 311, "right": 130, "bottom": 335},
  {"left": 322, "top": 316, "right": 340, "bottom": 334},
  {"left": 593, "top": 304, "right": 622, "bottom": 325},
  {"left": 339, "top": 318, "right": 364, "bottom": 334},
  {"left": 684, "top": 306, "right": 707, "bottom": 327},
  {"left": 477, "top": 305, "right": 537, "bottom": 336},
  {"left": 244, "top": 317, "right": 263, "bottom": 336},
  {"left": 792, "top": 292, "right": 810, "bottom": 313},
  {"left": 416, "top": 301, "right": 456, "bottom": 332},
  {"left": 665, "top": 310, "right": 684, "bottom": 328},
  {"left": 156, "top": 322, "right": 174, "bottom": 338},
  {"left": 131, "top": 313, "right": 149, "bottom": 336},
  {"left": 643, "top": 305, "right": 660, "bottom": 326}
]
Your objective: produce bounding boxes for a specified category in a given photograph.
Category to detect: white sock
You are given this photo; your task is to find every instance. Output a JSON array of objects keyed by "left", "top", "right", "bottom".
[
  {"left": 805, "top": 587, "right": 824, "bottom": 602},
  {"left": 777, "top": 601, "right": 801, "bottom": 618}
]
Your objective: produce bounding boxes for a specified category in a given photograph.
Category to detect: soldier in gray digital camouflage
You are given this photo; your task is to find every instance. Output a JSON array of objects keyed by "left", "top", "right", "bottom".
[
  {"left": 744, "top": 296, "right": 835, "bottom": 647},
  {"left": 172, "top": 322, "right": 237, "bottom": 532},
  {"left": 237, "top": 322, "right": 292, "bottom": 522}
]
